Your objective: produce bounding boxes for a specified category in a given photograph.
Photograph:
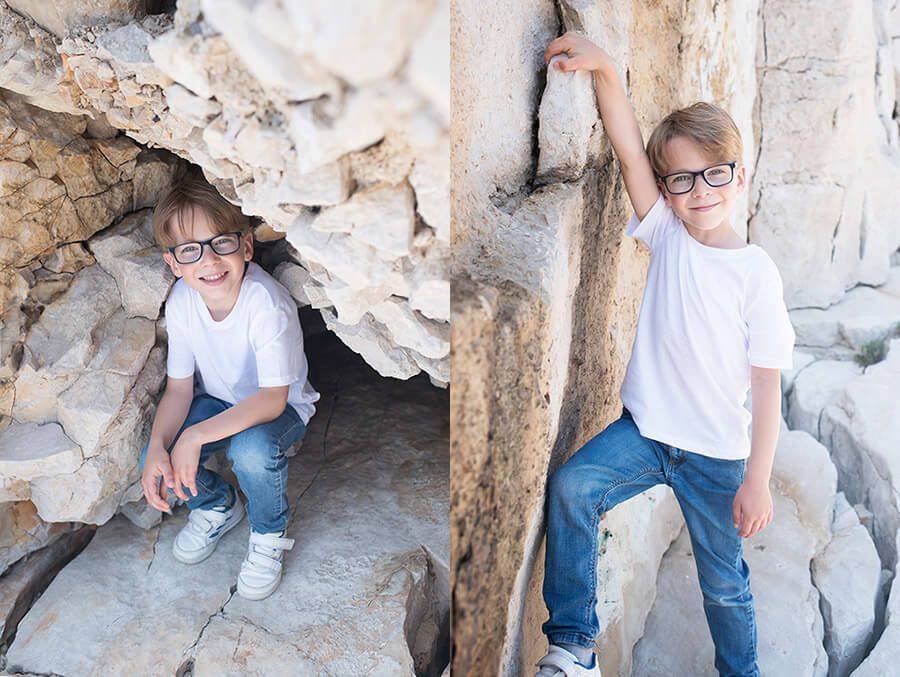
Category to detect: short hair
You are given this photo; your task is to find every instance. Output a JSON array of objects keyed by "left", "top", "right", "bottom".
[
  {"left": 152, "top": 175, "right": 251, "bottom": 248},
  {"left": 645, "top": 102, "right": 743, "bottom": 177}
]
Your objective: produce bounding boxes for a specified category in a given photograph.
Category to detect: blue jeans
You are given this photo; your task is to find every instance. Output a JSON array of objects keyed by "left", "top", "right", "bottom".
[
  {"left": 139, "top": 393, "right": 306, "bottom": 534},
  {"left": 542, "top": 411, "right": 758, "bottom": 677}
]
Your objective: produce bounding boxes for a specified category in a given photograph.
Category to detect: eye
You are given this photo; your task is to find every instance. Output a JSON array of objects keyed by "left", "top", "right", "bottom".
[
  {"left": 671, "top": 174, "right": 691, "bottom": 183},
  {"left": 706, "top": 167, "right": 726, "bottom": 176},
  {"left": 213, "top": 235, "right": 237, "bottom": 246},
  {"left": 179, "top": 244, "right": 200, "bottom": 254}
]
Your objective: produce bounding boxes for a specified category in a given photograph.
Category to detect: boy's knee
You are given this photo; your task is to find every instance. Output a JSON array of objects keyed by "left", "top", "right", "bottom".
[
  {"left": 227, "top": 427, "right": 280, "bottom": 471},
  {"left": 547, "top": 462, "right": 585, "bottom": 506}
]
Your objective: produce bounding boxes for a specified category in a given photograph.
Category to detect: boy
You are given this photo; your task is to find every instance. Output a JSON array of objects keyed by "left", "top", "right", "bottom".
[
  {"left": 139, "top": 176, "right": 320, "bottom": 601},
  {"left": 535, "top": 33, "right": 794, "bottom": 677}
]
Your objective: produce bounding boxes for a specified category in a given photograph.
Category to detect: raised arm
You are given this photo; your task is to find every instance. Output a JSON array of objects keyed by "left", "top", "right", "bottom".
[{"left": 544, "top": 32, "right": 659, "bottom": 220}]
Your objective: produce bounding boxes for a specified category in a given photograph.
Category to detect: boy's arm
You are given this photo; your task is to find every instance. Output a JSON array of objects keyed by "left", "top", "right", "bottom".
[
  {"left": 544, "top": 32, "right": 659, "bottom": 220},
  {"left": 141, "top": 375, "right": 194, "bottom": 512},
  {"left": 168, "top": 385, "right": 290, "bottom": 501},
  {"left": 733, "top": 367, "right": 781, "bottom": 538}
]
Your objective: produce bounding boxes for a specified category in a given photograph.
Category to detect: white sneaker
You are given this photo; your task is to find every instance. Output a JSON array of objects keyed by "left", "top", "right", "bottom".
[
  {"left": 236, "top": 531, "right": 295, "bottom": 600},
  {"left": 535, "top": 645, "right": 601, "bottom": 677},
  {"left": 172, "top": 496, "right": 244, "bottom": 564}
]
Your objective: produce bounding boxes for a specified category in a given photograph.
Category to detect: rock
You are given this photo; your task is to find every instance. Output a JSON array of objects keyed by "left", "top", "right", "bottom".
[
  {"left": 782, "top": 349, "right": 816, "bottom": 396},
  {"left": 787, "top": 360, "right": 862, "bottom": 440},
  {"left": 407, "top": 0, "right": 449, "bottom": 126},
  {"left": 5, "top": 343, "right": 449, "bottom": 676},
  {"left": 0, "top": 423, "right": 83, "bottom": 483},
  {"left": 0, "top": 527, "right": 94, "bottom": 648},
  {"left": 790, "top": 285, "right": 900, "bottom": 351},
  {"left": 536, "top": 54, "right": 600, "bottom": 184},
  {"left": 851, "top": 532, "right": 900, "bottom": 676},
  {"left": 5, "top": 1, "right": 146, "bottom": 39},
  {"left": 0, "top": 501, "right": 74, "bottom": 578},
  {"left": 812, "top": 493, "right": 881, "bottom": 677},
  {"left": 313, "top": 182, "right": 416, "bottom": 259},
  {"left": 820, "top": 339, "right": 900, "bottom": 568},
  {"left": 753, "top": 0, "right": 900, "bottom": 308},
  {"left": 370, "top": 297, "right": 450, "bottom": 361},
  {"left": 89, "top": 210, "right": 175, "bottom": 320},
  {"left": 772, "top": 429, "right": 837, "bottom": 547},
  {"left": 322, "top": 309, "right": 424, "bottom": 381},
  {"left": 409, "top": 136, "right": 450, "bottom": 242}
]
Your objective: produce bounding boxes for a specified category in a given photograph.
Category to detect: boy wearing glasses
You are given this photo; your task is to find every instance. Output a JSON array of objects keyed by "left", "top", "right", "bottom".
[
  {"left": 139, "top": 176, "right": 319, "bottom": 600},
  {"left": 535, "top": 34, "right": 794, "bottom": 677}
]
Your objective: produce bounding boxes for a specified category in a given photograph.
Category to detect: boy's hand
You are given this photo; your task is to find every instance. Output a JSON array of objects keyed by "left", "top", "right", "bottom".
[
  {"left": 544, "top": 31, "right": 611, "bottom": 74},
  {"left": 732, "top": 477, "right": 773, "bottom": 538},
  {"left": 141, "top": 444, "right": 174, "bottom": 513},
  {"left": 170, "top": 428, "right": 203, "bottom": 501}
]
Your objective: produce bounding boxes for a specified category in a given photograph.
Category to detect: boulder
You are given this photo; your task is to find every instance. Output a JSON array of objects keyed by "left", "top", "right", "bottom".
[
  {"left": 812, "top": 493, "right": 881, "bottom": 677},
  {"left": 787, "top": 360, "right": 862, "bottom": 440}
]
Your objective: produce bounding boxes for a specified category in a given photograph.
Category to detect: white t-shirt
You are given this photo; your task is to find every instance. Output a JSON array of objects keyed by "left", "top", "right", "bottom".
[
  {"left": 620, "top": 195, "right": 795, "bottom": 460},
  {"left": 165, "top": 262, "right": 320, "bottom": 424}
]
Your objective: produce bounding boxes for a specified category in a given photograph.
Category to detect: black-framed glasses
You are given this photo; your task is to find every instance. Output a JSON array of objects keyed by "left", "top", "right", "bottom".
[
  {"left": 168, "top": 232, "right": 243, "bottom": 264},
  {"left": 658, "top": 162, "right": 737, "bottom": 195}
]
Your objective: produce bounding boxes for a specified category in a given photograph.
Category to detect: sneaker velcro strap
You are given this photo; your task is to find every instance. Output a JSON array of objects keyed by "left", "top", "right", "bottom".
[
  {"left": 536, "top": 646, "right": 581, "bottom": 676},
  {"left": 249, "top": 533, "right": 295, "bottom": 551},
  {"left": 246, "top": 550, "right": 284, "bottom": 571}
]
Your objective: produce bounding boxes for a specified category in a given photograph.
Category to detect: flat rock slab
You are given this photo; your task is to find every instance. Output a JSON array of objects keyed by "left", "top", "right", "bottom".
[{"left": 5, "top": 335, "right": 449, "bottom": 676}]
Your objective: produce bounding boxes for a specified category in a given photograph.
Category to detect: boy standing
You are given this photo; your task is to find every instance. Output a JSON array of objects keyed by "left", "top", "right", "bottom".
[
  {"left": 139, "top": 176, "right": 320, "bottom": 601},
  {"left": 535, "top": 34, "right": 794, "bottom": 677}
]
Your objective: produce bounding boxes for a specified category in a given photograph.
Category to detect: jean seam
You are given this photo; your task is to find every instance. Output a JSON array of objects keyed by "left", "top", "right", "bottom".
[{"left": 583, "top": 466, "right": 659, "bottom": 630}]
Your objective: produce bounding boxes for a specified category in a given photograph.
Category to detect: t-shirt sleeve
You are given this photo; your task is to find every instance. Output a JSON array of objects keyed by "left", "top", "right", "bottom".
[
  {"left": 625, "top": 192, "right": 679, "bottom": 251},
  {"left": 165, "top": 300, "right": 195, "bottom": 379},
  {"left": 744, "top": 255, "right": 795, "bottom": 370},
  {"left": 250, "top": 306, "right": 304, "bottom": 388}
]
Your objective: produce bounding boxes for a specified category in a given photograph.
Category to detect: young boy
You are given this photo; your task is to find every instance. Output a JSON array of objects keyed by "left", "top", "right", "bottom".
[
  {"left": 139, "top": 176, "right": 320, "bottom": 601},
  {"left": 535, "top": 34, "right": 794, "bottom": 677}
]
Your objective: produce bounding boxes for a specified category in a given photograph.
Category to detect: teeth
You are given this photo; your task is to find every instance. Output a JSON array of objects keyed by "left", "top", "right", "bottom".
[{"left": 201, "top": 272, "right": 225, "bottom": 281}]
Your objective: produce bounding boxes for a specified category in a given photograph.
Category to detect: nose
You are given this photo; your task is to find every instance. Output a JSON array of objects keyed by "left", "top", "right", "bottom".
[{"left": 691, "top": 179, "right": 711, "bottom": 197}]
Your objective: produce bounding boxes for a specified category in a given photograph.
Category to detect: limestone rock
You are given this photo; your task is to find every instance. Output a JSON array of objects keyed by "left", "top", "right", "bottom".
[
  {"left": 0, "top": 501, "right": 73, "bottom": 578},
  {"left": 536, "top": 54, "right": 600, "bottom": 184},
  {"left": 6, "top": 1, "right": 146, "bottom": 39},
  {"left": 812, "top": 493, "right": 881, "bottom": 677},
  {"left": 851, "top": 532, "right": 900, "bottom": 676},
  {"left": 313, "top": 182, "right": 416, "bottom": 259},
  {"left": 753, "top": 1, "right": 900, "bottom": 308},
  {"left": 787, "top": 360, "right": 862, "bottom": 440},
  {"left": 0, "top": 423, "right": 83, "bottom": 483},
  {"left": 790, "top": 283, "right": 900, "bottom": 352},
  {"left": 89, "top": 210, "right": 175, "bottom": 320},
  {"left": 819, "top": 338, "right": 900, "bottom": 568},
  {"left": 782, "top": 349, "right": 816, "bottom": 396},
  {"left": 0, "top": 526, "right": 94, "bottom": 648}
]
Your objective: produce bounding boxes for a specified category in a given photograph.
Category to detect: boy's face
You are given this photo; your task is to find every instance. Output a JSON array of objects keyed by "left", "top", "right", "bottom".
[
  {"left": 162, "top": 207, "right": 253, "bottom": 313},
  {"left": 659, "top": 135, "right": 746, "bottom": 237}
]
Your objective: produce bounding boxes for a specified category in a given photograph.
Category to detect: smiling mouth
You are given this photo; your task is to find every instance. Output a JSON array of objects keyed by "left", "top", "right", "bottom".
[
  {"left": 199, "top": 271, "right": 227, "bottom": 283},
  {"left": 691, "top": 203, "right": 720, "bottom": 212}
]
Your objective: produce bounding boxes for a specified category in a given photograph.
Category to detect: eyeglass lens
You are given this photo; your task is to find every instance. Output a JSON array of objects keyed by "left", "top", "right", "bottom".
[
  {"left": 664, "top": 164, "right": 734, "bottom": 194},
  {"left": 173, "top": 234, "right": 240, "bottom": 263}
]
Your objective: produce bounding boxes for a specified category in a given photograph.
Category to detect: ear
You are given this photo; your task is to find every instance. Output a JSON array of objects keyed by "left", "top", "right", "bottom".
[
  {"left": 241, "top": 232, "right": 254, "bottom": 262},
  {"left": 163, "top": 251, "right": 183, "bottom": 278},
  {"left": 658, "top": 180, "right": 671, "bottom": 206},
  {"left": 735, "top": 165, "right": 747, "bottom": 195}
]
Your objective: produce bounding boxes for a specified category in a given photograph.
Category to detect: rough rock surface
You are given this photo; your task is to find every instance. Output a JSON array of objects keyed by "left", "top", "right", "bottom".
[
  {"left": 751, "top": 2, "right": 900, "bottom": 308},
  {"left": 812, "top": 493, "right": 882, "bottom": 677},
  {"left": 452, "top": 1, "right": 757, "bottom": 674},
  {"left": 4, "top": 335, "right": 450, "bottom": 676}
]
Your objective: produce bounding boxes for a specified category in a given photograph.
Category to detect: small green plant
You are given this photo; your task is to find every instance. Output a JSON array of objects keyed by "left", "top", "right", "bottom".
[{"left": 854, "top": 322, "right": 900, "bottom": 367}]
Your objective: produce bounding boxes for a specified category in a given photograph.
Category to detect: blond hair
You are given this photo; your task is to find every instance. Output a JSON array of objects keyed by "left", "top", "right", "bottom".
[
  {"left": 152, "top": 175, "right": 251, "bottom": 248},
  {"left": 646, "top": 102, "right": 743, "bottom": 177}
]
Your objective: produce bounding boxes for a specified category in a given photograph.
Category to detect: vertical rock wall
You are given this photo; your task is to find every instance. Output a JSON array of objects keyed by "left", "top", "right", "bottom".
[{"left": 452, "top": 2, "right": 757, "bottom": 675}]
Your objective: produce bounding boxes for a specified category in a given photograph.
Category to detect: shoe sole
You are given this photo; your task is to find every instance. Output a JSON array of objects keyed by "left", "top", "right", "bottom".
[{"left": 172, "top": 502, "right": 245, "bottom": 565}]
